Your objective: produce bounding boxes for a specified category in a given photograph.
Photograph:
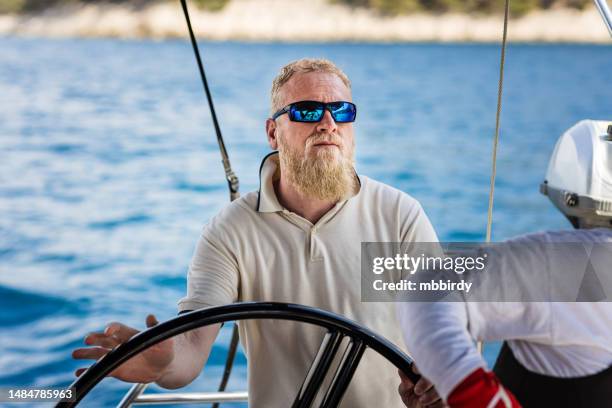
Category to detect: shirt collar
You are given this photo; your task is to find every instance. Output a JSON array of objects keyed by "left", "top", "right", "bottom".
[{"left": 256, "top": 151, "right": 361, "bottom": 213}]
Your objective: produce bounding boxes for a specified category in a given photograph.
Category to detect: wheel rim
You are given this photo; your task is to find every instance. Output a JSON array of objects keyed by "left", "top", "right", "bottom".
[{"left": 56, "top": 302, "right": 419, "bottom": 407}]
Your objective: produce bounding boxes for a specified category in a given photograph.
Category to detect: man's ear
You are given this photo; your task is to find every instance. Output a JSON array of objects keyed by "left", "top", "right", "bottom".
[{"left": 266, "top": 118, "right": 278, "bottom": 150}]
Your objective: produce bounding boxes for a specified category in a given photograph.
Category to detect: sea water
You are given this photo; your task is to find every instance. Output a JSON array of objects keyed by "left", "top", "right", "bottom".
[{"left": 1, "top": 38, "right": 611, "bottom": 406}]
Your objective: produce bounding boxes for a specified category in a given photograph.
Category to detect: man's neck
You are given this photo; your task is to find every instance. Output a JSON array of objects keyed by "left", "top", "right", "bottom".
[{"left": 274, "top": 176, "right": 337, "bottom": 224}]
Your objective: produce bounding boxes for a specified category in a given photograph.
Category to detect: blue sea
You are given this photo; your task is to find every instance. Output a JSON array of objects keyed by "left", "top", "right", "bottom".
[{"left": 0, "top": 37, "right": 611, "bottom": 406}]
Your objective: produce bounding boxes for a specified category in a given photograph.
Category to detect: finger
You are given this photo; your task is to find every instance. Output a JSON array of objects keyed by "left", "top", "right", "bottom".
[
  {"left": 425, "top": 400, "right": 447, "bottom": 408},
  {"left": 398, "top": 368, "right": 415, "bottom": 387},
  {"left": 399, "top": 380, "right": 421, "bottom": 408},
  {"left": 412, "top": 363, "right": 421, "bottom": 375},
  {"left": 419, "top": 387, "right": 441, "bottom": 406},
  {"left": 401, "top": 392, "right": 421, "bottom": 408},
  {"left": 146, "top": 314, "right": 158, "bottom": 328},
  {"left": 74, "top": 368, "right": 87, "bottom": 377},
  {"left": 414, "top": 376, "right": 434, "bottom": 396},
  {"left": 398, "top": 382, "right": 405, "bottom": 398},
  {"left": 398, "top": 380, "right": 413, "bottom": 396},
  {"left": 84, "top": 332, "right": 120, "bottom": 349},
  {"left": 72, "top": 347, "right": 111, "bottom": 361},
  {"left": 399, "top": 377, "right": 415, "bottom": 393},
  {"left": 104, "top": 322, "right": 138, "bottom": 343},
  {"left": 398, "top": 384, "right": 409, "bottom": 406},
  {"left": 398, "top": 368, "right": 411, "bottom": 381}
]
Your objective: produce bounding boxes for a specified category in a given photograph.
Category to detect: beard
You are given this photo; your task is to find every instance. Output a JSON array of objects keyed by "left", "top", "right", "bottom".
[{"left": 277, "top": 131, "right": 357, "bottom": 202}]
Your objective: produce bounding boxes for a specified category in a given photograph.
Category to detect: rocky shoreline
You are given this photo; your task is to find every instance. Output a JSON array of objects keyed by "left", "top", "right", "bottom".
[{"left": 0, "top": 0, "right": 610, "bottom": 43}]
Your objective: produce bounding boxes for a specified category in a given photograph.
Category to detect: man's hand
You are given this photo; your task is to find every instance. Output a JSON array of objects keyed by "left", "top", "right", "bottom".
[
  {"left": 72, "top": 314, "right": 174, "bottom": 383},
  {"left": 398, "top": 364, "right": 447, "bottom": 408}
]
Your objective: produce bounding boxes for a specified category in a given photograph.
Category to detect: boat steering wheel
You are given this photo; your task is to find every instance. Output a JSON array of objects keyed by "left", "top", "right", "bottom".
[{"left": 55, "top": 302, "right": 419, "bottom": 407}]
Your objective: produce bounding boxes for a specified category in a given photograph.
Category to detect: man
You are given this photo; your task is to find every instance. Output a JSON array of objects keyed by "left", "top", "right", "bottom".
[
  {"left": 397, "top": 120, "right": 612, "bottom": 407},
  {"left": 73, "top": 58, "right": 442, "bottom": 407}
]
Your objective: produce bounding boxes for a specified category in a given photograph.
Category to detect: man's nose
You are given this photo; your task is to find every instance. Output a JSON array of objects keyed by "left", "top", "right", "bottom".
[{"left": 315, "top": 110, "right": 338, "bottom": 133}]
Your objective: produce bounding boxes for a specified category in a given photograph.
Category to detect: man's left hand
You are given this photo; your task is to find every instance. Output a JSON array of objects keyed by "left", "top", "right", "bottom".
[{"left": 398, "top": 364, "right": 447, "bottom": 408}]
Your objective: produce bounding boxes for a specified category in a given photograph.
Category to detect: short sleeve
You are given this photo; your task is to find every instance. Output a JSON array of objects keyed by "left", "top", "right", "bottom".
[
  {"left": 401, "top": 201, "right": 439, "bottom": 243},
  {"left": 398, "top": 201, "right": 441, "bottom": 263},
  {"left": 177, "top": 225, "right": 239, "bottom": 312}
]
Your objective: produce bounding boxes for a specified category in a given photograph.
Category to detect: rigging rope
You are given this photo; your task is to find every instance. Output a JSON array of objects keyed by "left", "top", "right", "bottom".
[
  {"left": 486, "top": 0, "right": 510, "bottom": 243},
  {"left": 479, "top": 0, "right": 510, "bottom": 356}
]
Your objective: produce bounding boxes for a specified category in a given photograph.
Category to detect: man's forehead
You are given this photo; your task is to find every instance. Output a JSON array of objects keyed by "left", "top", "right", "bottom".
[{"left": 280, "top": 72, "right": 352, "bottom": 104}]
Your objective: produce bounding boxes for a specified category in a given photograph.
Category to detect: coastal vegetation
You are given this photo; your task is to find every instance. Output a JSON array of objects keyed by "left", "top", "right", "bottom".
[
  {"left": 0, "top": 0, "right": 592, "bottom": 15},
  {"left": 0, "top": 0, "right": 230, "bottom": 14},
  {"left": 334, "top": 0, "right": 590, "bottom": 16}
]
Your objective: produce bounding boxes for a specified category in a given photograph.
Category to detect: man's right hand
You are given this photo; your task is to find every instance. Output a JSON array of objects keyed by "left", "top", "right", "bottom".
[
  {"left": 398, "top": 364, "right": 447, "bottom": 408},
  {"left": 72, "top": 314, "right": 174, "bottom": 383}
]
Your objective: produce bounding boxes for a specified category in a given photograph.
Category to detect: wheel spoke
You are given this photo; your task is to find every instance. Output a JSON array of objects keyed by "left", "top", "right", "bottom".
[
  {"left": 292, "top": 331, "right": 344, "bottom": 408},
  {"left": 320, "top": 339, "right": 366, "bottom": 408}
]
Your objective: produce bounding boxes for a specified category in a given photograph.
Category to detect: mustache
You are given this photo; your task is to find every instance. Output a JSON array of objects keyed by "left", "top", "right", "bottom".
[{"left": 306, "top": 133, "right": 343, "bottom": 148}]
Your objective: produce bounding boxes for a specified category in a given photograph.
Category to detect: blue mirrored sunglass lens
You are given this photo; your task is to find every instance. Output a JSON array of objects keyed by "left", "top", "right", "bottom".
[
  {"left": 329, "top": 102, "right": 356, "bottom": 122},
  {"left": 290, "top": 102, "right": 324, "bottom": 122}
]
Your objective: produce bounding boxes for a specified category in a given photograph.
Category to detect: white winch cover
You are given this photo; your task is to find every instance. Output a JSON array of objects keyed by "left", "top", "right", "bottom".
[{"left": 545, "top": 119, "right": 612, "bottom": 203}]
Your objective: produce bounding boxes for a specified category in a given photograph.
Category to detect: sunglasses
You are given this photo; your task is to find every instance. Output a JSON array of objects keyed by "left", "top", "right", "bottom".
[{"left": 271, "top": 100, "right": 357, "bottom": 123}]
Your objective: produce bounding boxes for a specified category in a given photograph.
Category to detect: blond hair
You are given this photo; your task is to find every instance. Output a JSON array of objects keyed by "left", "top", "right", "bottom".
[{"left": 270, "top": 58, "right": 351, "bottom": 115}]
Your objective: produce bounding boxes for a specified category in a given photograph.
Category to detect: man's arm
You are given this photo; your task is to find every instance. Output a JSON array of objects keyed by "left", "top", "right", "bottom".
[
  {"left": 73, "top": 315, "right": 221, "bottom": 388},
  {"left": 156, "top": 221, "right": 239, "bottom": 387},
  {"left": 155, "top": 324, "right": 221, "bottom": 388},
  {"left": 74, "top": 218, "right": 239, "bottom": 386}
]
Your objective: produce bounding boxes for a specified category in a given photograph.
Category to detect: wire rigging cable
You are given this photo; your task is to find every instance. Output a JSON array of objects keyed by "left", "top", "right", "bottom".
[
  {"left": 180, "top": 0, "right": 239, "bottom": 201},
  {"left": 179, "top": 0, "right": 241, "bottom": 404}
]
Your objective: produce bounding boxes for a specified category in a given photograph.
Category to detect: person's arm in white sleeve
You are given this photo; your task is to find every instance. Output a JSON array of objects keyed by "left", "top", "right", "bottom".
[
  {"left": 396, "top": 301, "right": 522, "bottom": 407},
  {"left": 396, "top": 301, "right": 486, "bottom": 399},
  {"left": 395, "top": 237, "right": 536, "bottom": 407},
  {"left": 396, "top": 202, "right": 453, "bottom": 407}
]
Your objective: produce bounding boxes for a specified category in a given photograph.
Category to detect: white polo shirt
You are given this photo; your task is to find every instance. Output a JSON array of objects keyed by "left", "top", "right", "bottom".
[{"left": 178, "top": 152, "right": 439, "bottom": 408}]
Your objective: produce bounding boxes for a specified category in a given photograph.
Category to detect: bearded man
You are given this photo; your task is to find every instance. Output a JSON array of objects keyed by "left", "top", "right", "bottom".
[{"left": 73, "top": 58, "right": 442, "bottom": 407}]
